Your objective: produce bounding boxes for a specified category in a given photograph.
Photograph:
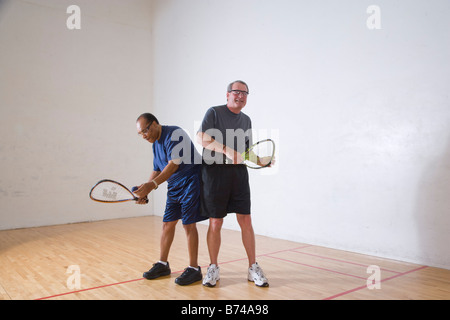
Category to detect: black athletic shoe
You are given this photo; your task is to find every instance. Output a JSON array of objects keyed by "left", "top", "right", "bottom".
[
  {"left": 175, "top": 267, "right": 202, "bottom": 286},
  {"left": 143, "top": 262, "right": 171, "bottom": 279}
]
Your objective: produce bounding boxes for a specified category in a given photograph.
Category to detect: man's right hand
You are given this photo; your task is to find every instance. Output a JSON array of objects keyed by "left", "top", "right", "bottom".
[{"left": 134, "top": 183, "right": 152, "bottom": 204}]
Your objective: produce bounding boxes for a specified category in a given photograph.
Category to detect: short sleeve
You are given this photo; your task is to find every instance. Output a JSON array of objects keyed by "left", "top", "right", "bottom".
[{"left": 197, "top": 107, "right": 216, "bottom": 133}]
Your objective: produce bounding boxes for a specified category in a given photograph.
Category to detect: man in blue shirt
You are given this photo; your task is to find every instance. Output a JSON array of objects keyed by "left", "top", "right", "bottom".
[{"left": 134, "top": 113, "right": 206, "bottom": 286}]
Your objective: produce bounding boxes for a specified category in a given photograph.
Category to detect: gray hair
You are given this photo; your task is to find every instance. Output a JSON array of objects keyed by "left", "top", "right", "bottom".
[{"left": 227, "top": 80, "right": 249, "bottom": 94}]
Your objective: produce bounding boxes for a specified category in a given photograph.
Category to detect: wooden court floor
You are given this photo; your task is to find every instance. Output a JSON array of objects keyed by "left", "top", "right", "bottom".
[{"left": 0, "top": 216, "right": 449, "bottom": 300}]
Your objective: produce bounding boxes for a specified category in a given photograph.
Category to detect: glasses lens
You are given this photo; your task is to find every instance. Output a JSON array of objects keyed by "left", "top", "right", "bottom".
[
  {"left": 139, "top": 122, "right": 153, "bottom": 136},
  {"left": 232, "top": 90, "right": 248, "bottom": 96}
]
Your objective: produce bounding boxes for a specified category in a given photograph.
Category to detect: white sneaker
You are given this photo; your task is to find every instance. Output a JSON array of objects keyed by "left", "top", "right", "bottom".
[
  {"left": 248, "top": 262, "right": 269, "bottom": 287},
  {"left": 203, "top": 264, "right": 220, "bottom": 287}
]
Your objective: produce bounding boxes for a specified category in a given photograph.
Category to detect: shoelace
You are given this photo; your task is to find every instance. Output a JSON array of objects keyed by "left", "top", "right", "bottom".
[
  {"left": 206, "top": 266, "right": 217, "bottom": 278},
  {"left": 252, "top": 265, "right": 267, "bottom": 280}
]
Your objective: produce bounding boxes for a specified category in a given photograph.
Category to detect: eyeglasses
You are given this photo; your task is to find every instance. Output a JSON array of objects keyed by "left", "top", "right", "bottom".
[
  {"left": 138, "top": 121, "right": 153, "bottom": 136},
  {"left": 230, "top": 90, "right": 249, "bottom": 97}
]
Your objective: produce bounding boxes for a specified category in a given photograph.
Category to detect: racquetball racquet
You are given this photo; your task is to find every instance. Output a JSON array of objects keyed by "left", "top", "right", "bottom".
[
  {"left": 242, "top": 139, "right": 276, "bottom": 169},
  {"left": 89, "top": 179, "right": 148, "bottom": 203}
]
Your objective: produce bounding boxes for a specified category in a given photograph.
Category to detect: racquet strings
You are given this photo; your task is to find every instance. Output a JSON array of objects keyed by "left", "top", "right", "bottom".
[
  {"left": 243, "top": 139, "right": 275, "bottom": 169},
  {"left": 90, "top": 180, "right": 134, "bottom": 202}
]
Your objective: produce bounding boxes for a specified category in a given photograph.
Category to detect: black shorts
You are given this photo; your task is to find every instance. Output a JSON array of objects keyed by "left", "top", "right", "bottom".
[{"left": 201, "top": 164, "right": 251, "bottom": 218}]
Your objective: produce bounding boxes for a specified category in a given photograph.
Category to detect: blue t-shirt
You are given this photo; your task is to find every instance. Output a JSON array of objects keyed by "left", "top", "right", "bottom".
[{"left": 152, "top": 126, "right": 201, "bottom": 187}]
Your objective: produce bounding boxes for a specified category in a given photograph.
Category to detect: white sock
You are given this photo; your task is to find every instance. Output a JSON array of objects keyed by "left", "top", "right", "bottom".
[
  {"left": 189, "top": 266, "right": 199, "bottom": 271},
  {"left": 158, "top": 261, "right": 168, "bottom": 266}
]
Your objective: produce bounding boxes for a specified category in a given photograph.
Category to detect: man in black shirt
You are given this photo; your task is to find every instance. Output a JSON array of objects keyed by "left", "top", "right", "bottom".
[{"left": 197, "top": 80, "right": 269, "bottom": 287}]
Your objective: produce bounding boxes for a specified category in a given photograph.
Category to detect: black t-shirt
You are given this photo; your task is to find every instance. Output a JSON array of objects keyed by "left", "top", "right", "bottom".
[{"left": 198, "top": 105, "right": 253, "bottom": 164}]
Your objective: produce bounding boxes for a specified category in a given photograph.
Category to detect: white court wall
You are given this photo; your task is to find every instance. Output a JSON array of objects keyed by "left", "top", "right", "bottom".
[
  {"left": 0, "top": 0, "right": 154, "bottom": 229},
  {"left": 150, "top": 0, "right": 450, "bottom": 269}
]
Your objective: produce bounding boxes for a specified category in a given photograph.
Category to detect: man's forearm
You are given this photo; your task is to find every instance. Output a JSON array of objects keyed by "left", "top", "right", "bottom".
[
  {"left": 197, "top": 132, "right": 243, "bottom": 164},
  {"left": 197, "top": 132, "right": 226, "bottom": 153},
  {"left": 151, "top": 161, "right": 179, "bottom": 187}
]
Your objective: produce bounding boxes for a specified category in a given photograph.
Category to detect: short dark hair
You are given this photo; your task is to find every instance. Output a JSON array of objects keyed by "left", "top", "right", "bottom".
[
  {"left": 137, "top": 113, "right": 159, "bottom": 124},
  {"left": 227, "top": 80, "right": 249, "bottom": 94}
]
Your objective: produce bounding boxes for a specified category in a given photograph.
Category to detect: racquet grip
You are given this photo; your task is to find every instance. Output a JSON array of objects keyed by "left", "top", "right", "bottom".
[{"left": 134, "top": 197, "right": 149, "bottom": 204}]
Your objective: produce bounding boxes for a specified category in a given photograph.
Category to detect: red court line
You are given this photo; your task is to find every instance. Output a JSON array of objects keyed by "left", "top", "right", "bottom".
[
  {"left": 36, "top": 244, "right": 425, "bottom": 300},
  {"left": 35, "top": 245, "right": 310, "bottom": 300},
  {"left": 36, "top": 267, "right": 190, "bottom": 300},
  {"left": 322, "top": 265, "right": 428, "bottom": 300},
  {"left": 208, "top": 245, "right": 312, "bottom": 267},
  {"left": 260, "top": 245, "right": 313, "bottom": 256},
  {"left": 266, "top": 255, "right": 368, "bottom": 280},
  {"left": 35, "top": 277, "right": 145, "bottom": 300},
  {"left": 291, "top": 249, "right": 402, "bottom": 274}
]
